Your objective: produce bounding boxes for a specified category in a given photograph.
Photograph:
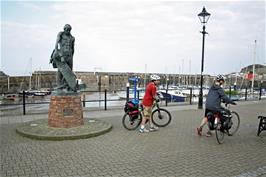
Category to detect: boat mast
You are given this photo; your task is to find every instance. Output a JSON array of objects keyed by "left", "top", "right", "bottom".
[
  {"left": 178, "top": 65, "right": 181, "bottom": 86},
  {"left": 189, "top": 59, "right": 191, "bottom": 86},
  {"left": 251, "top": 40, "right": 256, "bottom": 94},
  {"left": 195, "top": 74, "right": 197, "bottom": 86},
  {"left": 38, "top": 67, "right": 42, "bottom": 89},
  {"left": 182, "top": 59, "right": 184, "bottom": 85},
  {"left": 7, "top": 76, "right": 10, "bottom": 92},
  {"left": 29, "top": 57, "right": 32, "bottom": 90},
  {"left": 144, "top": 64, "right": 147, "bottom": 87}
]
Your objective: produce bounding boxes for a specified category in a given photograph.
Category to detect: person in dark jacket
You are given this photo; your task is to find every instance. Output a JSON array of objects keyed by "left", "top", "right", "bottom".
[{"left": 197, "top": 75, "right": 236, "bottom": 137}]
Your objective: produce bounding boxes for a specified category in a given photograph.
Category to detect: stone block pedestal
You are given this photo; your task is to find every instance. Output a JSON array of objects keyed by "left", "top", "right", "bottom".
[{"left": 48, "top": 95, "right": 84, "bottom": 128}]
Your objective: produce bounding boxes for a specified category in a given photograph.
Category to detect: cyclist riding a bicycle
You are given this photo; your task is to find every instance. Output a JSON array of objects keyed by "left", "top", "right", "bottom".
[
  {"left": 139, "top": 74, "right": 160, "bottom": 133},
  {"left": 197, "top": 75, "right": 236, "bottom": 137}
]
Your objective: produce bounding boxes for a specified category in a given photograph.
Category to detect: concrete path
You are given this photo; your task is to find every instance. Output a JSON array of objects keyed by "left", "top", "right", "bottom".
[{"left": 1, "top": 100, "right": 266, "bottom": 177}]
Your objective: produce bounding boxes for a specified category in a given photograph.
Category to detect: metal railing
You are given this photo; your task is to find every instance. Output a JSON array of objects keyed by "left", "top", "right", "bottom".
[{"left": 0, "top": 86, "right": 265, "bottom": 116}]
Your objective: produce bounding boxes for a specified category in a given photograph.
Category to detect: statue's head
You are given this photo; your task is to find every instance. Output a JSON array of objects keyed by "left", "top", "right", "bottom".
[{"left": 63, "top": 24, "right": 72, "bottom": 35}]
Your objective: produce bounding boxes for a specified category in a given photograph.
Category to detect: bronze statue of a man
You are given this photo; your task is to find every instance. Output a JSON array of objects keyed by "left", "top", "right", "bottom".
[{"left": 50, "top": 24, "right": 77, "bottom": 92}]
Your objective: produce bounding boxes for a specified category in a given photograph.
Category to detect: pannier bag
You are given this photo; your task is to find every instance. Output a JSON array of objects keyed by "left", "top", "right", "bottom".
[
  {"left": 221, "top": 110, "right": 232, "bottom": 130},
  {"left": 124, "top": 101, "right": 139, "bottom": 113}
]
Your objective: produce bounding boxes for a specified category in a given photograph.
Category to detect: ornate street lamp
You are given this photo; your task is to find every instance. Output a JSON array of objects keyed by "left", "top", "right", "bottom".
[{"left": 198, "top": 6, "right": 211, "bottom": 109}]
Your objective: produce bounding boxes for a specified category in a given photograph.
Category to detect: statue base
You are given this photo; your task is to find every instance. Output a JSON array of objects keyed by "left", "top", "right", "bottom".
[{"left": 48, "top": 95, "right": 84, "bottom": 128}]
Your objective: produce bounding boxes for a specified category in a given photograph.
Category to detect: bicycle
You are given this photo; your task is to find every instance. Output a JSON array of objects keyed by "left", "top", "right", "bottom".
[
  {"left": 122, "top": 100, "right": 172, "bottom": 130},
  {"left": 207, "top": 103, "right": 240, "bottom": 144}
]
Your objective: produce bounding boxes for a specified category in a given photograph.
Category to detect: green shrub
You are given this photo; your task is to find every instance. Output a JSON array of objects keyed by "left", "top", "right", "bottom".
[{"left": 225, "top": 90, "right": 238, "bottom": 95}]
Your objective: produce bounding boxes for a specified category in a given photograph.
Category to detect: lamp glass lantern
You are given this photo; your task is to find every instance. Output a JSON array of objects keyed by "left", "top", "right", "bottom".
[{"left": 198, "top": 7, "right": 211, "bottom": 24}]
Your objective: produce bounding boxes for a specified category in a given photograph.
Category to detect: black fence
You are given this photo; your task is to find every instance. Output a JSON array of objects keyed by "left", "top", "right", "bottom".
[{"left": 0, "top": 86, "right": 265, "bottom": 116}]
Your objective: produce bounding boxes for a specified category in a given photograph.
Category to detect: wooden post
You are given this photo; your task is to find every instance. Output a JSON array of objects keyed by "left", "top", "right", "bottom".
[{"left": 23, "top": 91, "right": 26, "bottom": 115}]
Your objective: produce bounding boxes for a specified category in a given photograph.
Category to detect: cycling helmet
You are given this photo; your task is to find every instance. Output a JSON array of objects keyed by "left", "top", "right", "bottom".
[
  {"left": 216, "top": 74, "right": 225, "bottom": 82},
  {"left": 150, "top": 74, "right": 160, "bottom": 81}
]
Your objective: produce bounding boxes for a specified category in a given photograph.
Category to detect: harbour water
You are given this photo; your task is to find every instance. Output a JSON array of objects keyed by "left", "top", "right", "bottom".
[{"left": 1, "top": 87, "right": 265, "bottom": 116}]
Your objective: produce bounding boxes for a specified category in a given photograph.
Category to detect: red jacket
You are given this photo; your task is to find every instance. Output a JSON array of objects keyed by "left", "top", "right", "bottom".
[{"left": 142, "top": 82, "right": 156, "bottom": 107}]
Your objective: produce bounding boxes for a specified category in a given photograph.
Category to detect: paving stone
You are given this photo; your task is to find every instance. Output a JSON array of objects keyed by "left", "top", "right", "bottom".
[{"left": 1, "top": 100, "right": 266, "bottom": 177}]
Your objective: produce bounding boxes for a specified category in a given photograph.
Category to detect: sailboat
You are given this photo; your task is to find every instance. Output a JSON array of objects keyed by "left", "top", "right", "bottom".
[{"left": 158, "top": 88, "right": 186, "bottom": 102}]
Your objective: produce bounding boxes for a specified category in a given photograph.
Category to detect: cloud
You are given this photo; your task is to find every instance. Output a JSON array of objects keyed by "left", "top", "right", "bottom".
[
  {"left": 1, "top": 1, "right": 265, "bottom": 76},
  {"left": 1, "top": 21, "right": 57, "bottom": 75},
  {"left": 47, "top": 1, "right": 203, "bottom": 72},
  {"left": 16, "top": 2, "right": 41, "bottom": 12}
]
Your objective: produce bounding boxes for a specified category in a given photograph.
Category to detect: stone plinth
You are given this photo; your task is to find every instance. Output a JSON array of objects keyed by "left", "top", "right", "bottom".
[{"left": 48, "top": 95, "right": 83, "bottom": 128}]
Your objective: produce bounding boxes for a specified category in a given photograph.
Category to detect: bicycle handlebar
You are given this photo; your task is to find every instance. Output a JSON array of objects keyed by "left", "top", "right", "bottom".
[{"left": 225, "top": 102, "right": 237, "bottom": 107}]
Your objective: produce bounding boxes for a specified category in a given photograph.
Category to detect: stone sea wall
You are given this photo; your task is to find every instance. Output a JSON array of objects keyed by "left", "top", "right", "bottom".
[{"left": 0, "top": 70, "right": 265, "bottom": 93}]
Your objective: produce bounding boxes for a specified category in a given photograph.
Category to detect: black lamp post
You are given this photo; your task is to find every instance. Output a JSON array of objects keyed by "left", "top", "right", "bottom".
[{"left": 198, "top": 6, "right": 211, "bottom": 109}]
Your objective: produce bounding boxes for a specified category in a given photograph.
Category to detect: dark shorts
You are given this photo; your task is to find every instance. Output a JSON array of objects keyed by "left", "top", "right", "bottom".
[
  {"left": 204, "top": 109, "right": 216, "bottom": 117},
  {"left": 205, "top": 109, "right": 218, "bottom": 130},
  {"left": 205, "top": 109, "right": 220, "bottom": 125}
]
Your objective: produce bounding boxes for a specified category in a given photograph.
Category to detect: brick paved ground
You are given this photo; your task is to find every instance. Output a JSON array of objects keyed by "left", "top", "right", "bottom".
[{"left": 1, "top": 100, "right": 266, "bottom": 177}]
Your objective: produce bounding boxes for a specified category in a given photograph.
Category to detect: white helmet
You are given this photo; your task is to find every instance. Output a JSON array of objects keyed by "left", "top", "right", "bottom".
[
  {"left": 216, "top": 74, "right": 225, "bottom": 82},
  {"left": 150, "top": 74, "right": 160, "bottom": 81}
]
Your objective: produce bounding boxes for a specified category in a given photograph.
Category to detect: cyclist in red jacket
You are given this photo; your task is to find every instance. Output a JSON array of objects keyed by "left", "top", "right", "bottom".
[{"left": 139, "top": 74, "right": 160, "bottom": 133}]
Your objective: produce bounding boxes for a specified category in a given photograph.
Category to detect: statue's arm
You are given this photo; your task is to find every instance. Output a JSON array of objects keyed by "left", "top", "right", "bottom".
[{"left": 72, "top": 37, "right": 75, "bottom": 56}]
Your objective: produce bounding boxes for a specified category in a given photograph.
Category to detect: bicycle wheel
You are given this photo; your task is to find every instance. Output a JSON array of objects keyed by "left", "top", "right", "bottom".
[
  {"left": 228, "top": 111, "right": 240, "bottom": 136},
  {"left": 257, "top": 117, "right": 265, "bottom": 136},
  {"left": 122, "top": 112, "right": 142, "bottom": 130},
  {"left": 215, "top": 123, "right": 225, "bottom": 144},
  {"left": 152, "top": 108, "right": 172, "bottom": 127},
  {"left": 257, "top": 121, "right": 262, "bottom": 136}
]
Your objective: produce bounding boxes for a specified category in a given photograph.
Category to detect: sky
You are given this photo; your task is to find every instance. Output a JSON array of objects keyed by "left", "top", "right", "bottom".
[{"left": 1, "top": 0, "right": 265, "bottom": 76}]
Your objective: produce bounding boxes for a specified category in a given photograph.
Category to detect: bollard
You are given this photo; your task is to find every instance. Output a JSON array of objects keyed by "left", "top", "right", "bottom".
[
  {"left": 165, "top": 82, "right": 169, "bottom": 107},
  {"left": 259, "top": 85, "right": 262, "bottom": 100},
  {"left": 126, "top": 86, "right": 129, "bottom": 102},
  {"left": 189, "top": 87, "right": 192, "bottom": 105},
  {"left": 23, "top": 90, "right": 26, "bottom": 115},
  {"left": 104, "top": 89, "right": 107, "bottom": 110},
  {"left": 76, "top": 80, "right": 79, "bottom": 90},
  {"left": 229, "top": 86, "right": 231, "bottom": 99},
  {"left": 82, "top": 94, "right": 86, "bottom": 107},
  {"left": 245, "top": 87, "right": 247, "bottom": 101}
]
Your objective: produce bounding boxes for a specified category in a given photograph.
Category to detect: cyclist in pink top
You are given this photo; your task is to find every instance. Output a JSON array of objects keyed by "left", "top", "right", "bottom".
[{"left": 139, "top": 75, "right": 160, "bottom": 133}]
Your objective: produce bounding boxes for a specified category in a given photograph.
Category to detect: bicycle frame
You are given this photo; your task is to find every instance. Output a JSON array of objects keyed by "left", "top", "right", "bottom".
[{"left": 152, "top": 101, "right": 163, "bottom": 118}]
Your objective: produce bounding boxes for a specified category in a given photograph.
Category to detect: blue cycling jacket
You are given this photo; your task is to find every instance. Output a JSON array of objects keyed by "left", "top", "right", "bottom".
[{"left": 205, "top": 84, "right": 234, "bottom": 112}]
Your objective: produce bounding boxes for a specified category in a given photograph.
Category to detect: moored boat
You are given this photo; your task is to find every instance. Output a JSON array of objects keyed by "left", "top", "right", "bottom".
[
  {"left": 159, "top": 89, "right": 186, "bottom": 102},
  {"left": 3, "top": 94, "right": 18, "bottom": 101}
]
